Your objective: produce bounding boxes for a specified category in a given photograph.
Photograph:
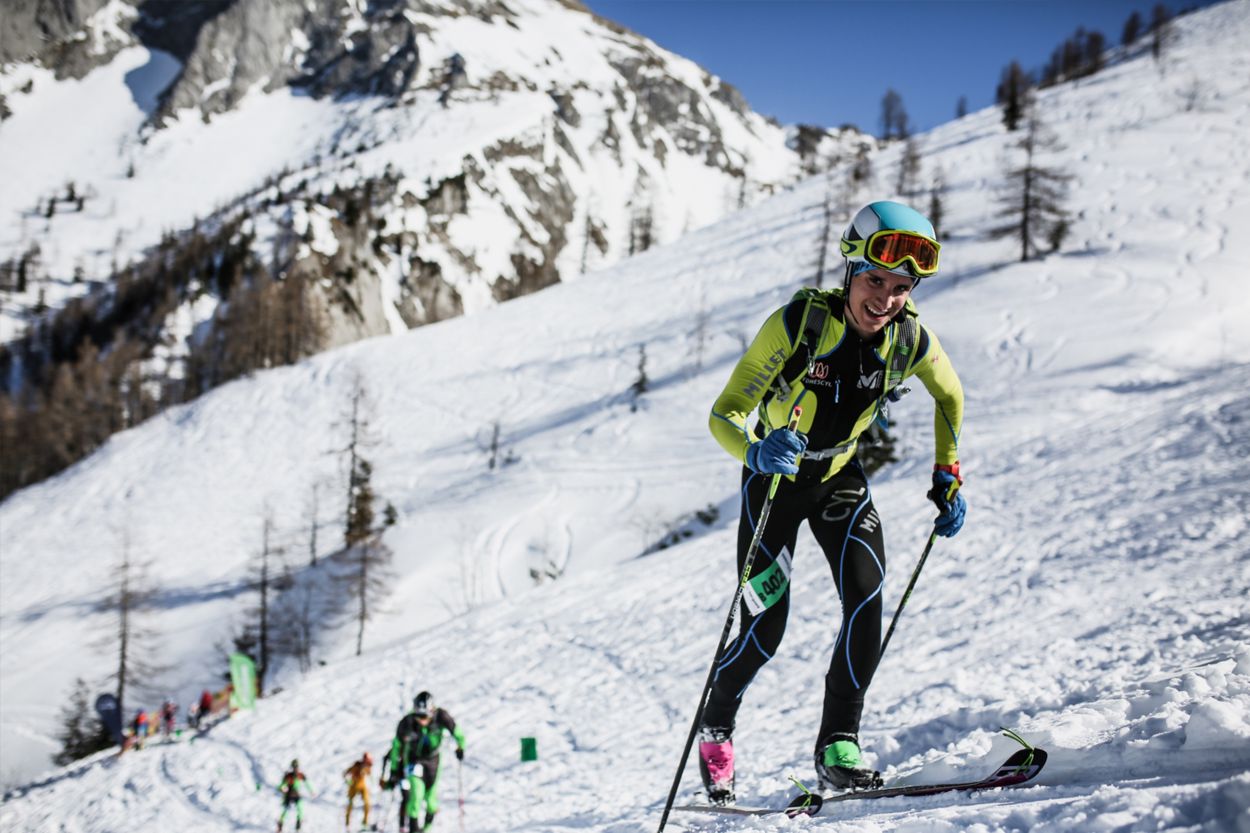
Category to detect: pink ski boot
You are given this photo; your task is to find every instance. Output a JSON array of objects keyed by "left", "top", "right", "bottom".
[{"left": 697, "top": 727, "right": 735, "bottom": 805}]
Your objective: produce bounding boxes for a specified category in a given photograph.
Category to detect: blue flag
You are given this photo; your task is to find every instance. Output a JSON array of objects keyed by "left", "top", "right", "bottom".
[{"left": 95, "top": 693, "right": 123, "bottom": 745}]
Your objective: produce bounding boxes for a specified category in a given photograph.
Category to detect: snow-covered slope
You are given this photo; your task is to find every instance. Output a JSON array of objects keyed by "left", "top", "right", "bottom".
[{"left": 3, "top": 0, "right": 1250, "bottom": 828}]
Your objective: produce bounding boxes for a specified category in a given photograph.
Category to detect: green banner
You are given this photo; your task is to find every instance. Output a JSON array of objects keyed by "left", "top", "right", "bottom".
[{"left": 229, "top": 653, "right": 258, "bottom": 710}]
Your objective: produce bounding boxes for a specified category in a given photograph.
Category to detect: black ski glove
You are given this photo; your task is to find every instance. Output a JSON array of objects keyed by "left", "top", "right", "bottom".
[{"left": 455, "top": 747, "right": 465, "bottom": 761}]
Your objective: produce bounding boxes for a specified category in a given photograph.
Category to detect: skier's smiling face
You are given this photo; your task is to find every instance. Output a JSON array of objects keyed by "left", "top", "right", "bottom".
[{"left": 846, "top": 268, "right": 916, "bottom": 338}]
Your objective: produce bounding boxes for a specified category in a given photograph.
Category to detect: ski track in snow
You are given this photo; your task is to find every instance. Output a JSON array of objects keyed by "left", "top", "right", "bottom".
[{"left": 5, "top": 2, "right": 1250, "bottom": 831}]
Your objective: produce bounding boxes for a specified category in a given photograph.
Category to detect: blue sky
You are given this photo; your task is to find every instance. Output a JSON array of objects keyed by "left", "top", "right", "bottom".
[{"left": 585, "top": 0, "right": 1221, "bottom": 135}]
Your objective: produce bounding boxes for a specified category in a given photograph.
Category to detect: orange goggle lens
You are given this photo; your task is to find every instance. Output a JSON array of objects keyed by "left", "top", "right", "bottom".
[{"left": 866, "top": 231, "right": 940, "bottom": 276}]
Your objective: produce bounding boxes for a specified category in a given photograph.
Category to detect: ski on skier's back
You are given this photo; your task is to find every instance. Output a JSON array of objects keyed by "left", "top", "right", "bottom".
[{"left": 673, "top": 746, "right": 1047, "bottom": 818}]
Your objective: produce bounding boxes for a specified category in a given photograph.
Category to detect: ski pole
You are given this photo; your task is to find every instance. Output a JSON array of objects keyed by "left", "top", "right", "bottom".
[
  {"left": 376, "top": 771, "right": 395, "bottom": 833},
  {"left": 657, "top": 407, "right": 802, "bottom": 833},
  {"left": 879, "top": 528, "right": 937, "bottom": 659},
  {"left": 880, "top": 477, "right": 960, "bottom": 659},
  {"left": 457, "top": 758, "right": 465, "bottom": 833}
]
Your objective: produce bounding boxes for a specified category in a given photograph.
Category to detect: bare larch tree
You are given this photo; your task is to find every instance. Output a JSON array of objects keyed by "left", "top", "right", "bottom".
[
  {"left": 991, "top": 108, "right": 1073, "bottom": 262},
  {"left": 96, "top": 528, "right": 162, "bottom": 719}
]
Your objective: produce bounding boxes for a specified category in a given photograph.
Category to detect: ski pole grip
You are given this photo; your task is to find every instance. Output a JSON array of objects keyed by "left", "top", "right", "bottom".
[{"left": 766, "top": 407, "right": 803, "bottom": 500}]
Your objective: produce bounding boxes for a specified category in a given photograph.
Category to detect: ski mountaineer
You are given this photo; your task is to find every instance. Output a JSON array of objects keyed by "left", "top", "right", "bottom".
[
  {"left": 276, "top": 759, "right": 315, "bottom": 832},
  {"left": 700, "top": 201, "right": 966, "bottom": 804},
  {"left": 344, "top": 752, "right": 373, "bottom": 830},
  {"left": 131, "top": 709, "right": 149, "bottom": 750},
  {"left": 381, "top": 691, "right": 465, "bottom": 832},
  {"left": 159, "top": 699, "right": 177, "bottom": 738},
  {"left": 196, "top": 688, "right": 214, "bottom": 730}
]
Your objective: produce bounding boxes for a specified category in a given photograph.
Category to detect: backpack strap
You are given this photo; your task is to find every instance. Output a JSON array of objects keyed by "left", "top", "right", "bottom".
[
  {"left": 883, "top": 311, "right": 918, "bottom": 397},
  {"left": 771, "top": 289, "right": 831, "bottom": 403},
  {"left": 875, "top": 308, "right": 920, "bottom": 428}
]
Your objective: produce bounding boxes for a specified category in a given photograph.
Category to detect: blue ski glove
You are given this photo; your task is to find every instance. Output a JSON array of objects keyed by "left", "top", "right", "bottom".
[
  {"left": 928, "top": 464, "right": 966, "bottom": 537},
  {"left": 746, "top": 429, "right": 807, "bottom": 475}
]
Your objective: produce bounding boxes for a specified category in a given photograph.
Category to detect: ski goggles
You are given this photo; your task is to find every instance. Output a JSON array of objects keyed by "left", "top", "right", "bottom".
[{"left": 841, "top": 229, "right": 941, "bottom": 278}]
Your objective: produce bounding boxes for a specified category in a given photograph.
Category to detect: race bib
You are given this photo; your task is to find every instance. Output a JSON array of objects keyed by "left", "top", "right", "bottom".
[{"left": 743, "top": 546, "right": 792, "bottom": 616}]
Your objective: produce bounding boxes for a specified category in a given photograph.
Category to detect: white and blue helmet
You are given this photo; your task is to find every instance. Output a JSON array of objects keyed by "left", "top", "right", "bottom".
[{"left": 840, "top": 201, "right": 939, "bottom": 285}]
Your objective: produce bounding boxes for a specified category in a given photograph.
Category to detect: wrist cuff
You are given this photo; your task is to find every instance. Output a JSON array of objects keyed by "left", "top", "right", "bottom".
[{"left": 934, "top": 462, "right": 962, "bottom": 483}]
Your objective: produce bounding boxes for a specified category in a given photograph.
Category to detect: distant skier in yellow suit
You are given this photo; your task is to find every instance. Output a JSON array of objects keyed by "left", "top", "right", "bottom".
[{"left": 344, "top": 752, "right": 373, "bottom": 829}]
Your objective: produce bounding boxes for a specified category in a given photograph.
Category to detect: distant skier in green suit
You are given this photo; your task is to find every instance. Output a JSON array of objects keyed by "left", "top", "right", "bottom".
[
  {"left": 381, "top": 691, "right": 465, "bottom": 832},
  {"left": 276, "top": 759, "right": 314, "bottom": 832}
]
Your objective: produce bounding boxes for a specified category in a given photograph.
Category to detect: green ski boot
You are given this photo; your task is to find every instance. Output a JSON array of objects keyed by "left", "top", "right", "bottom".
[{"left": 815, "top": 734, "right": 883, "bottom": 790}]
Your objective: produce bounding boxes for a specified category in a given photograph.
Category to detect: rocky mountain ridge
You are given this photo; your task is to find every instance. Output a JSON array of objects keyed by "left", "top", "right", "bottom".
[
  {"left": 0, "top": 0, "right": 869, "bottom": 495},
  {"left": 2, "top": 0, "right": 866, "bottom": 336}
]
